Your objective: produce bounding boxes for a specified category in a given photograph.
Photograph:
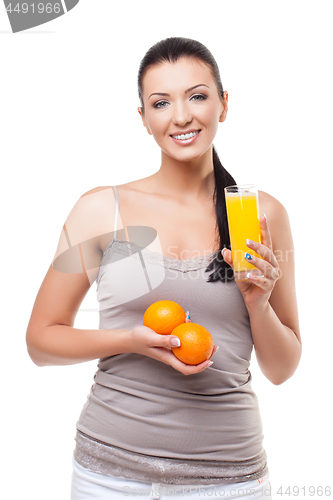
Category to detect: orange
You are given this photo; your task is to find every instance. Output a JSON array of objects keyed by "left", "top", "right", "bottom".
[
  {"left": 170, "top": 323, "right": 214, "bottom": 365},
  {"left": 143, "top": 300, "right": 186, "bottom": 335}
]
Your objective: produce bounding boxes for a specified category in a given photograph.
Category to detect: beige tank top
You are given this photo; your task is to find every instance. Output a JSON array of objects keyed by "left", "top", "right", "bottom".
[{"left": 73, "top": 186, "right": 268, "bottom": 485}]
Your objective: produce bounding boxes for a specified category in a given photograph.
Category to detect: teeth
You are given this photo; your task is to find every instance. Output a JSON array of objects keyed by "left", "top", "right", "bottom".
[{"left": 172, "top": 130, "right": 199, "bottom": 140}]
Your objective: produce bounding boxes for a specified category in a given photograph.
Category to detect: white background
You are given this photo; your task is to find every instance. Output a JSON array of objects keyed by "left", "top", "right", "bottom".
[{"left": 1, "top": 1, "right": 332, "bottom": 498}]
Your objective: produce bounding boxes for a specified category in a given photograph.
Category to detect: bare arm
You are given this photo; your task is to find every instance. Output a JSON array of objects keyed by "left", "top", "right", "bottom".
[
  {"left": 246, "top": 298, "right": 301, "bottom": 385},
  {"left": 26, "top": 187, "right": 217, "bottom": 374},
  {"left": 247, "top": 197, "right": 301, "bottom": 385},
  {"left": 26, "top": 263, "right": 216, "bottom": 372},
  {"left": 223, "top": 192, "right": 301, "bottom": 385},
  {"left": 26, "top": 263, "right": 133, "bottom": 367},
  {"left": 25, "top": 186, "right": 131, "bottom": 366}
]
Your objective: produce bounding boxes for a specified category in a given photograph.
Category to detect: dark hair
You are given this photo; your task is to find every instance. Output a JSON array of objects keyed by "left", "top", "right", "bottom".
[{"left": 138, "top": 37, "right": 236, "bottom": 282}]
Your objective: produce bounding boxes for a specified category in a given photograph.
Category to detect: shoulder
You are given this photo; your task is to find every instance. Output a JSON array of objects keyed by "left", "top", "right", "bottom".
[
  {"left": 258, "top": 190, "right": 288, "bottom": 218},
  {"left": 80, "top": 186, "right": 113, "bottom": 197},
  {"left": 79, "top": 186, "right": 114, "bottom": 202},
  {"left": 258, "top": 190, "right": 293, "bottom": 250},
  {"left": 63, "top": 186, "right": 116, "bottom": 241},
  {"left": 53, "top": 186, "right": 117, "bottom": 275},
  {"left": 258, "top": 190, "right": 290, "bottom": 228},
  {"left": 74, "top": 186, "right": 116, "bottom": 213}
]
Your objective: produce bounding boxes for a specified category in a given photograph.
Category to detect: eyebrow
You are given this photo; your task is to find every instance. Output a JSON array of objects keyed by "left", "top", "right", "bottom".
[{"left": 148, "top": 84, "right": 209, "bottom": 100}]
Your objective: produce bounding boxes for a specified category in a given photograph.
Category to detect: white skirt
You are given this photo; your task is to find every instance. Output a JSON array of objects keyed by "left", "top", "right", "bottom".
[{"left": 71, "top": 456, "right": 272, "bottom": 499}]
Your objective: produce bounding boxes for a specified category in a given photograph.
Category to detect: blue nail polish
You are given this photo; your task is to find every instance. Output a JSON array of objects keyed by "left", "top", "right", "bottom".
[{"left": 245, "top": 252, "right": 252, "bottom": 261}]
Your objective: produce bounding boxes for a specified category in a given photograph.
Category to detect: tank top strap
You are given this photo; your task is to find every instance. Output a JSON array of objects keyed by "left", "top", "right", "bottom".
[{"left": 111, "top": 185, "right": 120, "bottom": 239}]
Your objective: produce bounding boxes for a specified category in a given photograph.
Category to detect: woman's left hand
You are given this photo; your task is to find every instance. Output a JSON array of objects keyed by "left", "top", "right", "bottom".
[{"left": 222, "top": 214, "right": 282, "bottom": 310}]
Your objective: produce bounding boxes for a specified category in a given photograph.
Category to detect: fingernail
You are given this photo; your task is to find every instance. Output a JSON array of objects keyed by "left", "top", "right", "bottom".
[
  {"left": 171, "top": 337, "right": 181, "bottom": 347},
  {"left": 262, "top": 213, "right": 267, "bottom": 221},
  {"left": 215, "top": 345, "right": 220, "bottom": 353},
  {"left": 244, "top": 252, "right": 253, "bottom": 261},
  {"left": 246, "top": 239, "right": 255, "bottom": 247},
  {"left": 207, "top": 361, "right": 214, "bottom": 367}
]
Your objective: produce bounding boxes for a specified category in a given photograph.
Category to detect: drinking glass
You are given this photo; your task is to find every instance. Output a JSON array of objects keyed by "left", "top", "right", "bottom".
[{"left": 224, "top": 184, "right": 264, "bottom": 281}]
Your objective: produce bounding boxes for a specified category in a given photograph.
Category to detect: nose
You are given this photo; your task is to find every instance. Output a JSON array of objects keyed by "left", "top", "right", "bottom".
[{"left": 172, "top": 100, "right": 192, "bottom": 127}]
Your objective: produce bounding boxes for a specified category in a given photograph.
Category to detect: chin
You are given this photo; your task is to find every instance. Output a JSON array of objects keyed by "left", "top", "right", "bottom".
[{"left": 163, "top": 147, "right": 206, "bottom": 164}]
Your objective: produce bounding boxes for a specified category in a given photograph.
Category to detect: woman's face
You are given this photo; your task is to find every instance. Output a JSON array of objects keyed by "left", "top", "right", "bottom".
[{"left": 138, "top": 57, "right": 228, "bottom": 163}]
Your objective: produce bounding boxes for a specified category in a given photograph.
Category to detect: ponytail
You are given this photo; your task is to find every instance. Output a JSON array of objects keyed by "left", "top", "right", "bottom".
[{"left": 205, "top": 145, "right": 236, "bottom": 283}]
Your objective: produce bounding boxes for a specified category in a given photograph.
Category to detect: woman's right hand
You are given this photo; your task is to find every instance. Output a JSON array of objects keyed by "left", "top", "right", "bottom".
[{"left": 128, "top": 325, "right": 218, "bottom": 376}]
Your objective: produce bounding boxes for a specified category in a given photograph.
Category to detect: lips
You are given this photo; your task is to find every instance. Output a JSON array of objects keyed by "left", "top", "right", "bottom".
[
  {"left": 170, "top": 129, "right": 201, "bottom": 140},
  {"left": 169, "top": 129, "right": 202, "bottom": 147}
]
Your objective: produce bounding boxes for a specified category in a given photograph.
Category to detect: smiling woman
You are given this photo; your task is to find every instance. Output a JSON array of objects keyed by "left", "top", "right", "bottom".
[
  {"left": 136, "top": 40, "right": 235, "bottom": 282},
  {"left": 140, "top": 64, "right": 223, "bottom": 157},
  {"left": 141, "top": 71, "right": 221, "bottom": 160},
  {"left": 26, "top": 37, "right": 301, "bottom": 500}
]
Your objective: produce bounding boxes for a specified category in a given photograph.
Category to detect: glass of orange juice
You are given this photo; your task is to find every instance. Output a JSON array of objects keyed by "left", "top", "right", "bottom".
[{"left": 224, "top": 184, "right": 264, "bottom": 281}]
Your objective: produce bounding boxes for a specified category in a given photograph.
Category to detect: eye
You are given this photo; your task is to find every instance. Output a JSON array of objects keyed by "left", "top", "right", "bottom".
[
  {"left": 190, "top": 94, "right": 208, "bottom": 102},
  {"left": 153, "top": 100, "right": 169, "bottom": 109}
]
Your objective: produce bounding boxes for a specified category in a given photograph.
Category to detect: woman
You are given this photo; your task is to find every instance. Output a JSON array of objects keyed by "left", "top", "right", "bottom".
[{"left": 26, "top": 37, "right": 301, "bottom": 499}]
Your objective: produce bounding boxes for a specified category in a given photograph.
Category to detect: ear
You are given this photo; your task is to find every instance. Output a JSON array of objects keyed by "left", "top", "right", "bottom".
[
  {"left": 138, "top": 106, "right": 152, "bottom": 135},
  {"left": 219, "top": 90, "right": 228, "bottom": 123}
]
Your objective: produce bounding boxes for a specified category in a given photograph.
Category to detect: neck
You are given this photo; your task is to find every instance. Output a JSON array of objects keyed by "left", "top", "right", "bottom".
[{"left": 152, "top": 146, "right": 216, "bottom": 203}]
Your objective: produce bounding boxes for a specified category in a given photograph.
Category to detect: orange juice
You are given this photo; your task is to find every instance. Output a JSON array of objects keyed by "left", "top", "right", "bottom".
[{"left": 225, "top": 186, "right": 262, "bottom": 280}]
